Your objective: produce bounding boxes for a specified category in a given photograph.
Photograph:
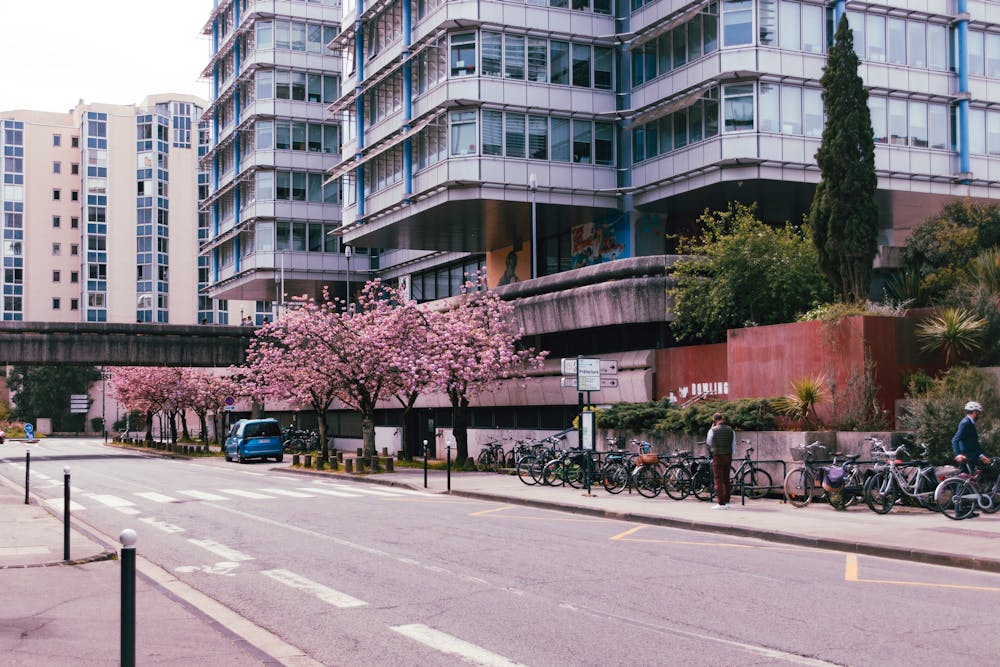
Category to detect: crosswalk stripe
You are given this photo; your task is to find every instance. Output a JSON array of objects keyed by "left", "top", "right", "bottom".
[
  {"left": 134, "top": 492, "right": 180, "bottom": 503},
  {"left": 88, "top": 494, "right": 136, "bottom": 509},
  {"left": 139, "top": 516, "right": 185, "bottom": 534},
  {"left": 261, "top": 569, "right": 366, "bottom": 608},
  {"left": 44, "top": 498, "right": 86, "bottom": 512},
  {"left": 220, "top": 488, "right": 275, "bottom": 499},
  {"left": 390, "top": 624, "right": 526, "bottom": 666},
  {"left": 298, "top": 487, "right": 359, "bottom": 498},
  {"left": 188, "top": 539, "right": 254, "bottom": 562},
  {"left": 334, "top": 486, "right": 404, "bottom": 497},
  {"left": 258, "top": 488, "right": 314, "bottom": 498},
  {"left": 178, "top": 490, "right": 229, "bottom": 501}
]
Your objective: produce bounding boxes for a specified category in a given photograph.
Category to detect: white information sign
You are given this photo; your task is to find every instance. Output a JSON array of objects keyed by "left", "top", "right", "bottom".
[{"left": 577, "top": 358, "right": 601, "bottom": 391}]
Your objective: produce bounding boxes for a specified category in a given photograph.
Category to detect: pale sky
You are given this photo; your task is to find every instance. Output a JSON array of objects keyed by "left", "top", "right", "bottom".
[{"left": 0, "top": 1, "right": 211, "bottom": 113}]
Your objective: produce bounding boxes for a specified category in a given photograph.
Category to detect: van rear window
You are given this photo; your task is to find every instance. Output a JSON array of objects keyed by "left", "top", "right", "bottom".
[{"left": 244, "top": 422, "right": 281, "bottom": 438}]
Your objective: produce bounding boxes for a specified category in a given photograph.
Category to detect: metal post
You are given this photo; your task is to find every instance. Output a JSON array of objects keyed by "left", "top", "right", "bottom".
[
  {"left": 120, "top": 529, "right": 137, "bottom": 667},
  {"left": 423, "top": 439, "right": 428, "bottom": 489},
  {"left": 24, "top": 450, "right": 29, "bottom": 504},
  {"left": 447, "top": 444, "right": 451, "bottom": 492},
  {"left": 63, "top": 466, "right": 71, "bottom": 561}
]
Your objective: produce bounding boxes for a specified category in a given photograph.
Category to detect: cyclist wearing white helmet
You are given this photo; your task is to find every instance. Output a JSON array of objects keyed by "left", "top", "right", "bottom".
[{"left": 952, "top": 401, "right": 990, "bottom": 476}]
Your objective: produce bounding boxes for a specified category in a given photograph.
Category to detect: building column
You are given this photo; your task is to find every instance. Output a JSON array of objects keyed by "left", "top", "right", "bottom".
[
  {"left": 355, "top": 0, "right": 366, "bottom": 217},
  {"left": 956, "top": 0, "right": 971, "bottom": 179},
  {"left": 402, "top": 0, "right": 413, "bottom": 203}
]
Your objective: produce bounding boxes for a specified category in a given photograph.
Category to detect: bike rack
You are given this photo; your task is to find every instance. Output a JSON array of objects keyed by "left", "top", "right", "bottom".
[{"left": 738, "top": 458, "right": 787, "bottom": 506}]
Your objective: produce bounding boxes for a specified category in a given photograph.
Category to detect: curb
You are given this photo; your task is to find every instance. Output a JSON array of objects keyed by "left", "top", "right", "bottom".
[
  {"left": 0, "top": 549, "right": 118, "bottom": 570},
  {"left": 274, "top": 464, "right": 450, "bottom": 492},
  {"left": 280, "top": 467, "right": 1000, "bottom": 575}
]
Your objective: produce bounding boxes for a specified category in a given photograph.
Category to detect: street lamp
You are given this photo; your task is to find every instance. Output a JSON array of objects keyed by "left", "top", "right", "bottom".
[
  {"left": 528, "top": 173, "right": 538, "bottom": 279},
  {"left": 344, "top": 244, "right": 353, "bottom": 307}
]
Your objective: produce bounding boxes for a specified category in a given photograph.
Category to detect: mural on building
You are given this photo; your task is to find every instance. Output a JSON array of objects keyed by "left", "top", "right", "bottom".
[
  {"left": 571, "top": 215, "right": 629, "bottom": 269},
  {"left": 487, "top": 244, "right": 531, "bottom": 287}
]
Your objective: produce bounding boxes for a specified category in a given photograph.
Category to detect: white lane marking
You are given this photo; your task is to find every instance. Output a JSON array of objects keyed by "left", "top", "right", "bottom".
[
  {"left": 390, "top": 624, "right": 526, "bottom": 667},
  {"left": 187, "top": 539, "right": 255, "bottom": 562},
  {"left": 178, "top": 490, "right": 229, "bottom": 501},
  {"left": 43, "top": 498, "right": 86, "bottom": 511},
  {"left": 261, "top": 569, "right": 367, "bottom": 608},
  {"left": 34, "top": 473, "right": 52, "bottom": 480},
  {"left": 298, "top": 487, "right": 359, "bottom": 498},
  {"left": 176, "top": 561, "right": 241, "bottom": 576},
  {"left": 238, "top": 470, "right": 267, "bottom": 477},
  {"left": 87, "top": 494, "right": 137, "bottom": 509},
  {"left": 330, "top": 486, "right": 403, "bottom": 497},
  {"left": 220, "top": 488, "right": 275, "bottom": 499},
  {"left": 271, "top": 476, "right": 299, "bottom": 481},
  {"left": 139, "top": 516, "right": 185, "bottom": 534},
  {"left": 135, "top": 491, "right": 180, "bottom": 503},
  {"left": 258, "top": 487, "right": 314, "bottom": 498}
]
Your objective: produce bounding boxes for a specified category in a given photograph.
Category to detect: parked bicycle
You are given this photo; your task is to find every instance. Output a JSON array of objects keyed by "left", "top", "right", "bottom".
[
  {"left": 476, "top": 440, "right": 506, "bottom": 472},
  {"left": 729, "top": 441, "right": 773, "bottom": 500},
  {"left": 863, "top": 442, "right": 944, "bottom": 514},
  {"left": 281, "top": 425, "right": 318, "bottom": 453},
  {"left": 783, "top": 442, "right": 851, "bottom": 509},
  {"left": 662, "top": 447, "right": 714, "bottom": 502},
  {"left": 934, "top": 458, "right": 1000, "bottom": 520}
]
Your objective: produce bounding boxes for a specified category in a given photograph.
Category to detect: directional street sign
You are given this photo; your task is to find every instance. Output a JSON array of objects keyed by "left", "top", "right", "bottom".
[
  {"left": 70, "top": 394, "right": 89, "bottom": 414},
  {"left": 561, "top": 377, "right": 619, "bottom": 388},
  {"left": 560, "top": 359, "right": 618, "bottom": 375},
  {"left": 577, "top": 358, "right": 602, "bottom": 391}
]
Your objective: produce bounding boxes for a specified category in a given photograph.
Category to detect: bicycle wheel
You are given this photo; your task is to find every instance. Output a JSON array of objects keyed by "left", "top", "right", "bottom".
[
  {"left": 692, "top": 464, "right": 714, "bottom": 502},
  {"left": 936, "top": 477, "right": 977, "bottom": 520},
  {"left": 600, "top": 462, "right": 629, "bottom": 494},
  {"left": 738, "top": 468, "right": 772, "bottom": 500},
  {"left": 662, "top": 464, "right": 692, "bottom": 500},
  {"left": 841, "top": 468, "right": 866, "bottom": 508},
  {"left": 863, "top": 471, "right": 895, "bottom": 514},
  {"left": 516, "top": 456, "right": 538, "bottom": 486},
  {"left": 783, "top": 468, "right": 813, "bottom": 508},
  {"left": 635, "top": 466, "right": 662, "bottom": 498},
  {"left": 566, "top": 458, "right": 586, "bottom": 489},
  {"left": 542, "top": 459, "right": 565, "bottom": 487},
  {"left": 476, "top": 449, "right": 492, "bottom": 472}
]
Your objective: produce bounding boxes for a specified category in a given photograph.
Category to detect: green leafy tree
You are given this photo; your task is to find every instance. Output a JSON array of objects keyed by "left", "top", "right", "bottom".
[
  {"left": 669, "top": 202, "right": 832, "bottom": 344},
  {"left": 898, "top": 201, "right": 1000, "bottom": 306},
  {"left": 7, "top": 366, "right": 101, "bottom": 432},
  {"left": 808, "top": 15, "right": 879, "bottom": 303}
]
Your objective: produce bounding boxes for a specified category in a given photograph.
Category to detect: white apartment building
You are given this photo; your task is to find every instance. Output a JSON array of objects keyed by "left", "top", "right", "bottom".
[
  {"left": 0, "top": 95, "right": 211, "bottom": 324},
  {"left": 199, "top": 0, "right": 360, "bottom": 325}
]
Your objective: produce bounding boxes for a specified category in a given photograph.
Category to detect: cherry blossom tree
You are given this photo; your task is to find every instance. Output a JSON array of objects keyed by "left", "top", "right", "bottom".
[
  {"left": 111, "top": 367, "right": 185, "bottom": 444},
  {"left": 184, "top": 370, "right": 240, "bottom": 444},
  {"left": 244, "top": 280, "right": 426, "bottom": 467},
  {"left": 430, "top": 275, "right": 547, "bottom": 461}
]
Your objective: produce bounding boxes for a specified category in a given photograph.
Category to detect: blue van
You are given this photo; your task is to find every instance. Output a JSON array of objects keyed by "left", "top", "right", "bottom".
[{"left": 224, "top": 418, "right": 284, "bottom": 463}]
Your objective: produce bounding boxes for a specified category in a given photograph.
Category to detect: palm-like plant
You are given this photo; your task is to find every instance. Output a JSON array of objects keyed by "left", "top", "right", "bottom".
[
  {"left": 963, "top": 247, "right": 1000, "bottom": 308},
  {"left": 915, "top": 307, "right": 987, "bottom": 366},
  {"left": 773, "top": 375, "right": 827, "bottom": 429}
]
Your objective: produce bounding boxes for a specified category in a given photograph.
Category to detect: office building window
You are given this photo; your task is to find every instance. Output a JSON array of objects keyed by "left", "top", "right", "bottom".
[
  {"left": 573, "top": 120, "right": 592, "bottom": 163},
  {"left": 71, "top": 136, "right": 79, "bottom": 148},
  {"left": 723, "top": 84, "right": 754, "bottom": 131},
  {"left": 53, "top": 133, "right": 61, "bottom": 146},
  {"left": 888, "top": 99, "right": 907, "bottom": 145},
  {"left": 53, "top": 162, "right": 61, "bottom": 174},
  {"left": 988, "top": 33, "right": 1000, "bottom": 78},
  {"left": 506, "top": 35, "right": 525, "bottom": 80},
  {"left": 968, "top": 31, "right": 984, "bottom": 77},
  {"left": 53, "top": 243, "right": 61, "bottom": 255},
  {"left": 550, "top": 41, "right": 569, "bottom": 84},
  {"left": 450, "top": 111, "right": 477, "bottom": 155},
  {"left": 928, "top": 104, "right": 948, "bottom": 150},
  {"left": 572, "top": 44, "right": 591, "bottom": 87},
  {"left": 551, "top": 118, "right": 571, "bottom": 162},
  {"left": 887, "top": 18, "right": 905, "bottom": 65},
  {"left": 722, "top": 0, "right": 752, "bottom": 46},
  {"left": 71, "top": 244, "right": 79, "bottom": 256},
  {"left": 482, "top": 111, "right": 502, "bottom": 156},
  {"left": 506, "top": 113, "right": 526, "bottom": 158},
  {"left": 481, "top": 32, "right": 502, "bottom": 77},
  {"left": 71, "top": 299, "right": 79, "bottom": 310},
  {"left": 594, "top": 46, "right": 613, "bottom": 90},
  {"left": 909, "top": 101, "right": 928, "bottom": 147},
  {"left": 450, "top": 33, "right": 476, "bottom": 76},
  {"left": 866, "top": 15, "right": 885, "bottom": 62},
  {"left": 53, "top": 298, "right": 61, "bottom": 310},
  {"left": 71, "top": 271, "right": 79, "bottom": 283},
  {"left": 869, "top": 96, "right": 887, "bottom": 143},
  {"left": 53, "top": 189, "right": 61, "bottom": 200},
  {"left": 529, "top": 116, "right": 548, "bottom": 160},
  {"left": 71, "top": 190, "right": 79, "bottom": 201},
  {"left": 780, "top": 86, "right": 802, "bottom": 134},
  {"left": 53, "top": 271, "right": 61, "bottom": 282},
  {"left": 528, "top": 38, "right": 548, "bottom": 83},
  {"left": 907, "top": 21, "right": 926, "bottom": 68},
  {"left": 71, "top": 217, "right": 79, "bottom": 228},
  {"left": 52, "top": 215, "right": 61, "bottom": 228},
  {"left": 928, "top": 24, "right": 948, "bottom": 70}
]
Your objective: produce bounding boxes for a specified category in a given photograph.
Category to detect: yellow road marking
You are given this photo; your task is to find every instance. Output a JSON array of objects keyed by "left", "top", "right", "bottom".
[
  {"left": 470, "top": 506, "right": 515, "bottom": 516},
  {"left": 845, "top": 554, "right": 1000, "bottom": 592},
  {"left": 610, "top": 524, "right": 808, "bottom": 552},
  {"left": 610, "top": 525, "right": 646, "bottom": 541}
]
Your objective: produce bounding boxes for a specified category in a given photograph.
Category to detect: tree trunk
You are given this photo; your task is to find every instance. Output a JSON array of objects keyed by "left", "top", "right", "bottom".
[
  {"left": 317, "top": 411, "right": 330, "bottom": 464},
  {"left": 197, "top": 412, "right": 208, "bottom": 444},
  {"left": 451, "top": 392, "right": 470, "bottom": 462},
  {"left": 402, "top": 408, "right": 418, "bottom": 460},
  {"left": 180, "top": 412, "right": 190, "bottom": 440},
  {"left": 169, "top": 412, "right": 178, "bottom": 444},
  {"left": 362, "top": 415, "right": 376, "bottom": 461},
  {"left": 144, "top": 410, "right": 154, "bottom": 444}
]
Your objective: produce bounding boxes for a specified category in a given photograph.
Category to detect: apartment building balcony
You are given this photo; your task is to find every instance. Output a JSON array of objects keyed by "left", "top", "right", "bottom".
[{"left": 208, "top": 248, "right": 367, "bottom": 302}]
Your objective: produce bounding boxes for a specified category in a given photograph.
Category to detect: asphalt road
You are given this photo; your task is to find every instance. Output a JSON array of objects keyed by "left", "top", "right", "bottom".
[{"left": 3, "top": 439, "right": 1000, "bottom": 666}]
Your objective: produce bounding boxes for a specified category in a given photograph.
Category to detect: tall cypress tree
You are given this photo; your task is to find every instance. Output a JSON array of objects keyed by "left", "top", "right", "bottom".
[{"left": 808, "top": 14, "right": 879, "bottom": 302}]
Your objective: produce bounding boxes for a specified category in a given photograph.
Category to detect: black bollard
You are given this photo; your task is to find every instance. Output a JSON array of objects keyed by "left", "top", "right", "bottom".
[
  {"left": 447, "top": 444, "right": 451, "bottom": 492},
  {"left": 120, "top": 529, "right": 137, "bottom": 667},
  {"left": 63, "top": 467, "right": 71, "bottom": 561},
  {"left": 423, "top": 439, "right": 428, "bottom": 489},
  {"left": 24, "top": 450, "right": 30, "bottom": 504}
]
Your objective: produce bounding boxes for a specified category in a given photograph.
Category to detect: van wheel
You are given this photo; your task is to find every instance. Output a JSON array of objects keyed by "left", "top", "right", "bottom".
[
  {"left": 224, "top": 450, "right": 232, "bottom": 462},
  {"left": 237, "top": 448, "right": 245, "bottom": 464},
  {"left": 275, "top": 454, "right": 284, "bottom": 463}
]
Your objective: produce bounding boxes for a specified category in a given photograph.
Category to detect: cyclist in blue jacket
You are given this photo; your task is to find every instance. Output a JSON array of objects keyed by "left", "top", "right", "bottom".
[{"left": 952, "top": 401, "right": 991, "bottom": 475}]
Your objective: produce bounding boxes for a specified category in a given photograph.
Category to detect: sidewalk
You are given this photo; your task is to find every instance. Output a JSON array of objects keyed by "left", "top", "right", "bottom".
[
  {"left": 283, "top": 463, "right": 1000, "bottom": 573},
  {"left": 0, "top": 476, "right": 268, "bottom": 666}
]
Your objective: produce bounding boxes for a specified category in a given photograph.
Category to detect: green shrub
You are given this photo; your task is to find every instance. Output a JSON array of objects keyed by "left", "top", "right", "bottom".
[
  {"left": 897, "top": 365, "right": 999, "bottom": 464},
  {"left": 596, "top": 398, "right": 778, "bottom": 437}
]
